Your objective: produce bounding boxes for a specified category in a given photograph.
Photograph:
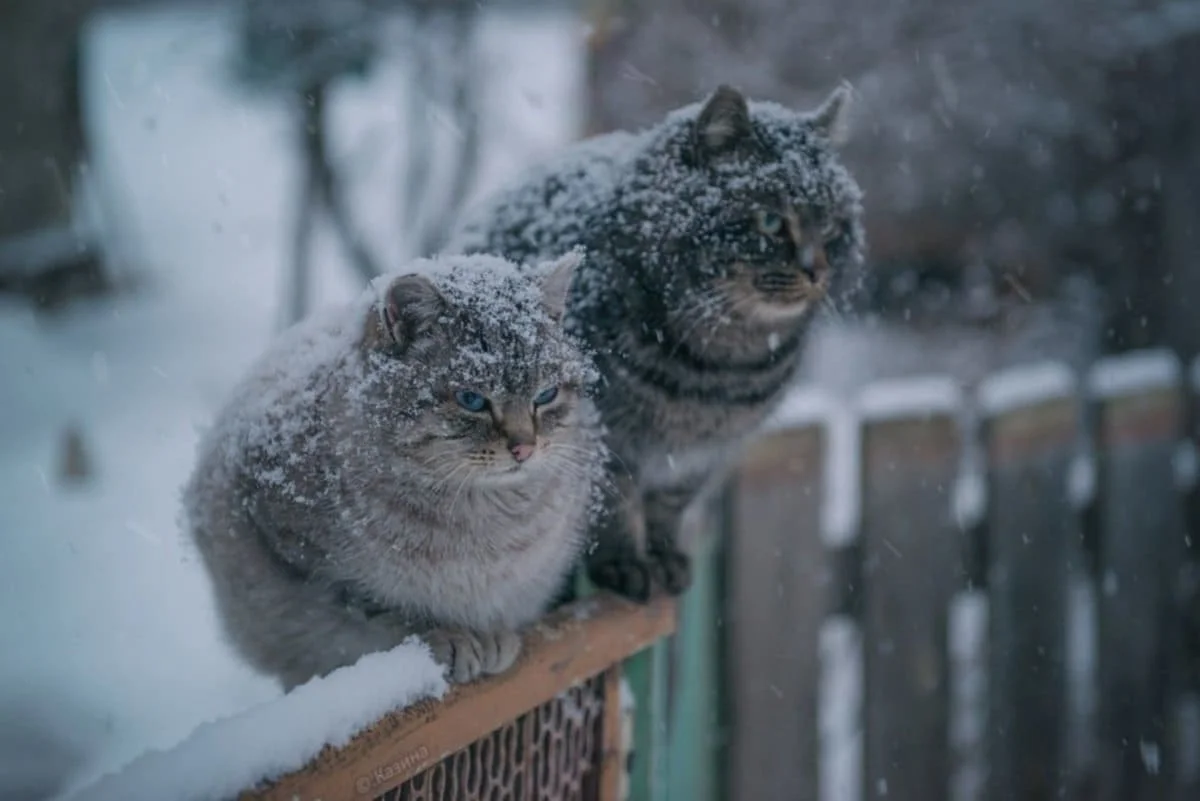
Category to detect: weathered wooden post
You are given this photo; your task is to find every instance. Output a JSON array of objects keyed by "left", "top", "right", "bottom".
[
  {"left": 1179, "top": 356, "right": 1200, "bottom": 799},
  {"left": 859, "top": 377, "right": 963, "bottom": 801},
  {"left": 1089, "top": 349, "right": 1187, "bottom": 801},
  {"left": 724, "top": 391, "right": 831, "bottom": 801},
  {"left": 978, "top": 362, "right": 1080, "bottom": 801}
]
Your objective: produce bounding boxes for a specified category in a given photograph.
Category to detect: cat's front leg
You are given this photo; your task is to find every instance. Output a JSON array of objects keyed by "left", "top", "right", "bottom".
[
  {"left": 424, "top": 627, "right": 522, "bottom": 684},
  {"left": 585, "top": 469, "right": 656, "bottom": 602},
  {"left": 641, "top": 484, "right": 697, "bottom": 596}
]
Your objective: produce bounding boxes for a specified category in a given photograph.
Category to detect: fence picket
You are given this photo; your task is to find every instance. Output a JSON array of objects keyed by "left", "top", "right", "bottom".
[
  {"left": 727, "top": 424, "right": 827, "bottom": 801},
  {"left": 979, "top": 363, "right": 1079, "bottom": 801},
  {"left": 1090, "top": 351, "right": 1187, "bottom": 801},
  {"left": 859, "top": 378, "right": 962, "bottom": 801}
]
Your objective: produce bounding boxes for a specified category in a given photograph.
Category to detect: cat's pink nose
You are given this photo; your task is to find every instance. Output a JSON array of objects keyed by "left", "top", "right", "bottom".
[{"left": 510, "top": 443, "right": 535, "bottom": 463}]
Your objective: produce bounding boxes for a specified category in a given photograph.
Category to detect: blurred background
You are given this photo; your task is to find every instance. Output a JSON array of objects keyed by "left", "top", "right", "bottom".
[{"left": 1, "top": 1, "right": 1198, "bottom": 800}]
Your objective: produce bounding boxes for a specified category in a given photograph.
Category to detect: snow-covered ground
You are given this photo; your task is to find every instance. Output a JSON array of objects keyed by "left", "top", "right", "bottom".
[{"left": 0, "top": 6, "right": 583, "bottom": 799}]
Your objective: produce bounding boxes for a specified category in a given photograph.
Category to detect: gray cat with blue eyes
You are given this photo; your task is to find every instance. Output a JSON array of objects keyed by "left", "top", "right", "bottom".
[
  {"left": 450, "top": 85, "right": 865, "bottom": 600},
  {"left": 184, "top": 253, "right": 607, "bottom": 689}
]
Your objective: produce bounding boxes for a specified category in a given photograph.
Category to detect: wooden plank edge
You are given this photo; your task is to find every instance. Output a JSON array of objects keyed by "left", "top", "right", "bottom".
[
  {"left": 985, "top": 396, "right": 1078, "bottom": 467},
  {"left": 245, "top": 593, "right": 676, "bottom": 801},
  {"left": 599, "top": 663, "right": 625, "bottom": 801}
]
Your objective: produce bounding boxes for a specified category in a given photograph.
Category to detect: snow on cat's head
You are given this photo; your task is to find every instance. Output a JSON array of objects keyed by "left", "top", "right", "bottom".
[
  {"left": 352, "top": 251, "right": 602, "bottom": 486},
  {"left": 619, "top": 83, "right": 866, "bottom": 327}
]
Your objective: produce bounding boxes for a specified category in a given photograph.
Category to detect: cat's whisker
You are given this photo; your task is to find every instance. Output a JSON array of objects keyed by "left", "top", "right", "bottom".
[
  {"left": 425, "top": 459, "right": 471, "bottom": 494},
  {"left": 446, "top": 464, "right": 479, "bottom": 522},
  {"left": 669, "top": 289, "right": 732, "bottom": 358},
  {"left": 542, "top": 449, "right": 594, "bottom": 474},
  {"left": 545, "top": 441, "right": 629, "bottom": 476},
  {"left": 820, "top": 294, "right": 848, "bottom": 321}
]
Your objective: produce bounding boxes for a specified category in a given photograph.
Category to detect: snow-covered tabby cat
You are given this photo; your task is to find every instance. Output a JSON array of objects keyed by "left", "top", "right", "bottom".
[
  {"left": 452, "top": 84, "right": 866, "bottom": 601},
  {"left": 184, "top": 253, "right": 605, "bottom": 689}
]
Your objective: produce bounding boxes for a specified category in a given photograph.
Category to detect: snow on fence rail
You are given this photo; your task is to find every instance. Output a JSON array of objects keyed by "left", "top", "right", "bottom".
[
  {"left": 724, "top": 348, "right": 1200, "bottom": 801},
  {"left": 64, "top": 594, "right": 674, "bottom": 801}
]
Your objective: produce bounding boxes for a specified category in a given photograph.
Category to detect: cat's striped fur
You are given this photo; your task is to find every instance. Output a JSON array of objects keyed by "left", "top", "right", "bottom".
[{"left": 451, "top": 85, "right": 865, "bottom": 600}]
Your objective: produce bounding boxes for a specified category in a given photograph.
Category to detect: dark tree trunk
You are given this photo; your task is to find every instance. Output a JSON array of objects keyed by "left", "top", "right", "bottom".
[
  {"left": 0, "top": 0, "right": 213, "bottom": 308},
  {"left": 0, "top": 1, "right": 88, "bottom": 242}
]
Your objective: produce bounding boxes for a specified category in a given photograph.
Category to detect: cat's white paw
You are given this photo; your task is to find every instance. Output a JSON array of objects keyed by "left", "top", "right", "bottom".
[
  {"left": 425, "top": 628, "right": 522, "bottom": 683},
  {"left": 480, "top": 628, "right": 523, "bottom": 676}
]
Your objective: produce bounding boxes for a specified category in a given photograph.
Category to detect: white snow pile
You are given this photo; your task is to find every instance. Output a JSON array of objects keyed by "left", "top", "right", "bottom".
[
  {"left": 56, "top": 641, "right": 448, "bottom": 801},
  {"left": 856, "top": 374, "right": 963, "bottom": 421},
  {"left": 1088, "top": 347, "right": 1181, "bottom": 399},
  {"left": 978, "top": 360, "right": 1077, "bottom": 418}
]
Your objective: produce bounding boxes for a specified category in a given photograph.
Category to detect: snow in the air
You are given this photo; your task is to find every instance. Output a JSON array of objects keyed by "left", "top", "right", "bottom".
[
  {"left": 0, "top": 6, "right": 582, "bottom": 798},
  {"left": 57, "top": 640, "right": 447, "bottom": 801}
]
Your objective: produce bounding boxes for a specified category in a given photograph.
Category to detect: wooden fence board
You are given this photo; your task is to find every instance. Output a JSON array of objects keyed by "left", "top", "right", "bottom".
[
  {"left": 860, "top": 402, "right": 961, "bottom": 801},
  {"left": 1179, "top": 357, "right": 1200, "bottom": 800},
  {"left": 1092, "top": 360, "right": 1187, "bottom": 801},
  {"left": 728, "top": 425, "right": 827, "bottom": 801},
  {"left": 983, "top": 393, "right": 1079, "bottom": 801}
]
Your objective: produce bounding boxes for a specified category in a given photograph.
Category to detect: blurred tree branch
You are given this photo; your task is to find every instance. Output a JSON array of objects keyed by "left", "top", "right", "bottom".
[
  {"left": 236, "top": 0, "right": 484, "bottom": 326},
  {"left": 0, "top": 0, "right": 232, "bottom": 310}
]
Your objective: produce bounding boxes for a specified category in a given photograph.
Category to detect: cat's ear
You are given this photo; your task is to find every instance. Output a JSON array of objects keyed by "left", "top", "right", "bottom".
[
  {"left": 809, "top": 81, "right": 854, "bottom": 147},
  {"left": 538, "top": 250, "right": 581, "bottom": 323},
  {"left": 694, "top": 85, "right": 753, "bottom": 157},
  {"left": 372, "top": 273, "right": 446, "bottom": 352}
]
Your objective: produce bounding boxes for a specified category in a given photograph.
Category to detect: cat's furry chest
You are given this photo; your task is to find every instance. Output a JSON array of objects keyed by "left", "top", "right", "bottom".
[{"left": 343, "top": 495, "right": 581, "bottom": 630}]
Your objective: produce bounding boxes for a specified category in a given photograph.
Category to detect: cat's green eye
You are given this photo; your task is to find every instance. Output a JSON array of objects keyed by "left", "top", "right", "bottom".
[
  {"left": 756, "top": 211, "right": 785, "bottom": 236},
  {"left": 455, "top": 389, "right": 488, "bottom": 412},
  {"left": 533, "top": 386, "right": 559, "bottom": 407}
]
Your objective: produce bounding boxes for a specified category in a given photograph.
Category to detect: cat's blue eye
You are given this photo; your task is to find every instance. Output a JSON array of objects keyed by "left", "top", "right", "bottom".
[
  {"left": 533, "top": 386, "right": 559, "bottom": 407},
  {"left": 455, "top": 390, "right": 488, "bottom": 412},
  {"left": 757, "top": 211, "right": 785, "bottom": 236}
]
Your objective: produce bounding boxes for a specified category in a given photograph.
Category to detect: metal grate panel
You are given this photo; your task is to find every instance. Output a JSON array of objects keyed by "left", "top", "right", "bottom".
[{"left": 374, "top": 674, "right": 607, "bottom": 801}]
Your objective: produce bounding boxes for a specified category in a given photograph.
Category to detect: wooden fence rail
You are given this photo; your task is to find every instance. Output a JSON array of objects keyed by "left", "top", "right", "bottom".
[{"left": 246, "top": 595, "right": 675, "bottom": 801}]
